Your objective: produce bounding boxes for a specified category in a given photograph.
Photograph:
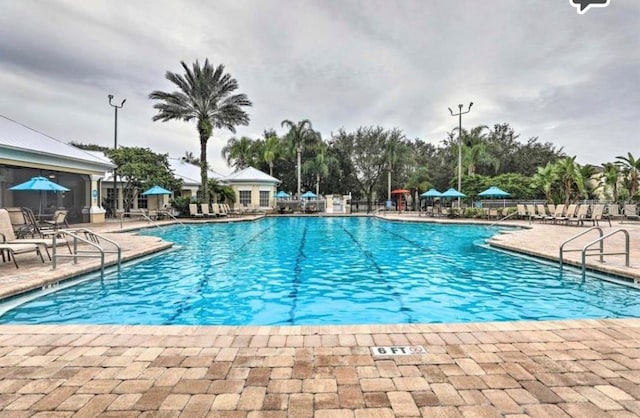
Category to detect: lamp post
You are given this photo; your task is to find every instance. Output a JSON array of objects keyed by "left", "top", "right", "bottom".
[
  {"left": 448, "top": 102, "right": 473, "bottom": 207},
  {"left": 108, "top": 94, "right": 125, "bottom": 214}
]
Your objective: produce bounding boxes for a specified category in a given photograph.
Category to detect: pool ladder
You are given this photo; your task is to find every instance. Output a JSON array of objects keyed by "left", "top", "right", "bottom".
[
  {"left": 559, "top": 226, "right": 630, "bottom": 276},
  {"left": 51, "top": 228, "right": 121, "bottom": 277}
]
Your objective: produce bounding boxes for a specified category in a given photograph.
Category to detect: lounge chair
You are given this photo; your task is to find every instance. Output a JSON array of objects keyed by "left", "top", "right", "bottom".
[
  {"left": 525, "top": 204, "right": 542, "bottom": 222},
  {"left": 200, "top": 204, "right": 216, "bottom": 217},
  {"left": 213, "top": 204, "right": 227, "bottom": 217},
  {"left": 554, "top": 204, "right": 576, "bottom": 224},
  {"left": 606, "top": 204, "right": 622, "bottom": 222},
  {"left": 536, "top": 204, "right": 551, "bottom": 223},
  {"left": 515, "top": 204, "right": 527, "bottom": 220},
  {"left": 189, "top": 204, "right": 203, "bottom": 218},
  {"left": 584, "top": 204, "right": 610, "bottom": 227},
  {"left": 548, "top": 204, "right": 565, "bottom": 224},
  {"left": 567, "top": 204, "right": 589, "bottom": 226},
  {"left": 622, "top": 204, "right": 639, "bottom": 223},
  {"left": 547, "top": 203, "right": 556, "bottom": 215},
  {"left": 0, "top": 208, "right": 71, "bottom": 259},
  {"left": 0, "top": 242, "right": 45, "bottom": 268}
]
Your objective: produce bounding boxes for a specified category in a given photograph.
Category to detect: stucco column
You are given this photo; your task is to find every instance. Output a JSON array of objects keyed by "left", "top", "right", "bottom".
[{"left": 89, "top": 174, "right": 106, "bottom": 223}]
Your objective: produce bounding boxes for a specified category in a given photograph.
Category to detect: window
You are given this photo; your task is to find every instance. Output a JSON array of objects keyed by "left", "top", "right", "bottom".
[
  {"left": 259, "top": 191, "right": 269, "bottom": 207},
  {"left": 239, "top": 190, "right": 251, "bottom": 206},
  {"left": 137, "top": 194, "right": 148, "bottom": 209}
]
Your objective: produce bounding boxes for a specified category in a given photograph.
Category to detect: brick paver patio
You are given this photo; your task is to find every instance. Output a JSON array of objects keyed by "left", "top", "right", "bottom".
[{"left": 0, "top": 215, "right": 638, "bottom": 416}]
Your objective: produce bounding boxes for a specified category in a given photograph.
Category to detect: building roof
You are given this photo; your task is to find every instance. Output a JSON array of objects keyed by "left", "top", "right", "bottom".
[
  {"left": 223, "top": 166, "right": 280, "bottom": 184},
  {"left": 169, "top": 158, "right": 226, "bottom": 186},
  {"left": 0, "top": 115, "right": 115, "bottom": 172}
]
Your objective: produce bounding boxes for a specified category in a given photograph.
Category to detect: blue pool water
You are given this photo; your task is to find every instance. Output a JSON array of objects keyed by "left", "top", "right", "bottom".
[{"left": 0, "top": 217, "right": 638, "bottom": 325}]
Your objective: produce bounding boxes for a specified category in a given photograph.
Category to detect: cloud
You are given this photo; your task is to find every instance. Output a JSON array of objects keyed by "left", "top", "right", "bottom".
[{"left": 0, "top": 0, "right": 637, "bottom": 171}]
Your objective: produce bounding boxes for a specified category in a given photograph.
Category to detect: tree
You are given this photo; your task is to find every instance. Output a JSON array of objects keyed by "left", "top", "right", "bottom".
[
  {"left": 554, "top": 157, "right": 586, "bottom": 205},
  {"left": 105, "top": 147, "right": 182, "bottom": 211},
  {"left": 181, "top": 151, "right": 201, "bottom": 166},
  {"left": 531, "top": 162, "right": 558, "bottom": 203},
  {"left": 149, "top": 59, "right": 251, "bottom": 202},
  {"left": 262, "top": 132, "right": 281, "bottom": 177},
  {"left": 616, "top": 152, "right": 640, "bottom": 200},
  {"left": 303, "top": 141, "right": 335, "bottom": 195},
  {"left": 456, "top": 125, "right": 500, "bottom": 176},
  {"left": 601, "top": 162, "right": 621, "bottom": 202},
  {"left": 333, "top": 127, "right": 388, "bottom": 211},
  {"left": 221, "top": 136, "right": 256, "bottom": 170},
  {"left": 281, "top": 119, "right": 316, "bottom": 198}
]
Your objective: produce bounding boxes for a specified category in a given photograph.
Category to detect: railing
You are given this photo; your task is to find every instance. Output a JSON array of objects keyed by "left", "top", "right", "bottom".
[
  {"left": 581, "top": 229, "right": 630, "bottom": 276},
  {"left": 487, "top": 210, "right": 518, "bottom": 228},
  {"left": 559, "top": 226, "right": 604, "bottom": 269},
  {"left": 51, "top": 228, "right": 121, "bottom": 277}
]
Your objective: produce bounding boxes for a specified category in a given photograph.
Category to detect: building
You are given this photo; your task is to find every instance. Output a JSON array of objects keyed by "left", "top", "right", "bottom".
[
  {"left": 223, "top": 167, "right": 281, "bottom": 211},
  {"left": 0, "top": 115, "right": 114, "bottom": 223}
]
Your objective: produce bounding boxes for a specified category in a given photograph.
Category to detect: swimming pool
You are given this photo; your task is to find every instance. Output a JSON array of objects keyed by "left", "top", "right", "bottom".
[{"left": 0, "top": 217, "right": 638, "bottom": 325}]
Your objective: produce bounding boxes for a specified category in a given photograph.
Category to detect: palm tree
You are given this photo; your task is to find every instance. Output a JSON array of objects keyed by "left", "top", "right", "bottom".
[
  {"left": 149, "top": 59, "right": 252, "bottom": 202},
  {"left": 531, "top": 162, "right": 557, "bottom": 203},
  {"left": 555, "top": 156, "right": 585, "bottom": 205},
  {"left": 601, "top": 162, "right": 621, "bottom": 202},
  {"left": 303, "top": 142, "right": 335, "bottom": 195},
  {"left": 384, "top": 134, "right": 402, "bottom": 201},
  {"left": 616, "top": 152, "right": 640, "bottom": 199},
  {"left": 221, "top": 136, "right": 256, "bottom": 170},
  {"left": 458, "top": 126, "right": 499, "bottom": 175},
  {"left": 181, "top": 151, "right": 200, "bottom": 165},
  {"left": 262, "top": 133, "right": 280, "bottom": 177},
  {"left": 281, "top": 119, "right": 315, "bottom": 198}
]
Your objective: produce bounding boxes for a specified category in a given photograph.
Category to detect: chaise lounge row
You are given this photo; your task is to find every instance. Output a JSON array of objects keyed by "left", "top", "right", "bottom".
[{"left": 518, "top": 203, "right": 639, "bottom": 226}]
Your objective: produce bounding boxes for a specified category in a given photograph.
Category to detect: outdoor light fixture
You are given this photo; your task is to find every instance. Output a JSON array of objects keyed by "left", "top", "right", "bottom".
[
  {"left": 448, "top": 102, "right": 473, "bottom": 207},
  {"left": 108, "top": 94, "right": 126, "bottom": 213}
]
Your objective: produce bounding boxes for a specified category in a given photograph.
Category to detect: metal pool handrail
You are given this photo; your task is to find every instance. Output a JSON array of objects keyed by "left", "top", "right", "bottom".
[
  {"left": 581, "top": 229, "right": 630, "bottom": 277},
  {"left": 51, "top": 229, "right": 121, "bottom": 277},
  {"left": 559, "top": 226, "right": 603, "bottom": 269}
]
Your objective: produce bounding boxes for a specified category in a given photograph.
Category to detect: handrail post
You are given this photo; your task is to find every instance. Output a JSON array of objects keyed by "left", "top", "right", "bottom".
[
  {"left": 52, "top": 233, "right": 57, "bottom": 270},
  {"left": 73, "top": 236, "right": 78, "bottom": 264}
]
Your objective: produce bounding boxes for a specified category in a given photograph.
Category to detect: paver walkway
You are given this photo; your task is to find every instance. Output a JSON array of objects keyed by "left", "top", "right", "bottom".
[{"left": 0, "top": 320, "right": 638, "bottom": 417}]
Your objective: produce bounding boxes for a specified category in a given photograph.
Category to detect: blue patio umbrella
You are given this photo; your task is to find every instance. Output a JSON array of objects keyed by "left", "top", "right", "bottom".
[
  {"left": 9, "top": 176, "right": 70, "bottom": 215},
  {"left": 301, "top": 191, "right": 317, "bottom": 199},
  {"left": 142, "top": 185, "right": 172, "bottom": 196},
  {"left": 420, "top": 188, "right": 442, "bottom": 198},
  {"left": 275, "top": 191, "right": 290, "bottom": 199},
  {"left": 478, "top": 186, "right": 510, "bottom": 197},
  {"left": 478, "top": 185, "right": 510, "bottom": 207},
  {"left": 441, "top": 188, "right": 466, "bottom": 198},
  {"left": 142, "top": 185, "right": 172, "bottom": 210}
]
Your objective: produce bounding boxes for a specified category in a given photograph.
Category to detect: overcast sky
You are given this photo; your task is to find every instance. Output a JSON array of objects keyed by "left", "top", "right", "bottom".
[{"left": 0, "top": 0, "right": 638, "bottom": 174}]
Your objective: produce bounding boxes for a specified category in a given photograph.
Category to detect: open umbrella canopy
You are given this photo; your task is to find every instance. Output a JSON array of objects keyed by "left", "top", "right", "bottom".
[
  {"left": 478, "top": 186, "right": 510, "bottom": 197},
  {"left": 420, "top": 188, "right": 442, "bottom": 197},
  {"left": 9, "top": 176, "right": 70, "bottom": 192},
  {"left": 441, "top": 188, "right": 466, "bottom": 198},
  {"left": 275, "top": 191, "right": 290, "bottom": 198},
  {"left": 390, "top": 189, "right": 410, "bottom": 194},
  {"left": 141, "top": 185, "right": 172, "bottom": 196},
  {"left": 301, "top": 191, "right": 317, "bottom": 199}
]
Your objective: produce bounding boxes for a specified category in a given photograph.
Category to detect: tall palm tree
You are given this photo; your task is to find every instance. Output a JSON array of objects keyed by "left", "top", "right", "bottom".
[
  {"left": 221, "top": 136, "right": 256, "bottom": 170},
  {"left": 384, "top": 135, "right": 401, "bottom": 201},
  {"left": 262, "top": 133, "right": 280, "bottom": 177},
  {"left": 303, "top": 142, "right": 335, "bottom": 195},
  {"left": 601, "top": 162, "right": 621, "bottom": 202},
  {"left": 458, "top": 126, "right": 499, "bottom": 175},
  {"left": 149, "top": 59, "right": 252, "bottom": 202},
  {"left": 281, "top": 119, "right": 315, "bottom": 198},
  {"left": 616, "top": 152, "right": 640, "bottom": 199}
]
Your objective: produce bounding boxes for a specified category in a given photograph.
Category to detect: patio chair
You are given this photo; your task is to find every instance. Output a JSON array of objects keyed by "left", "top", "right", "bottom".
[
  {"left": 0, "top": 208, "right": 72, "bottom": 259},
  {"left": 606, "top": 204, "right": 623, "bottom": 222},
  {"left": 584, "top": 204, "right": 610, "bottom": 227},
  {"left": 0, "top": 242, "right": 45, "bottom": 269},
  {"left": 567, "top": 204, "right": 589, "bottom": 226},
  {"left": 548, "top": 204, "right": 565, "bottom": 224},
  {"left": 213, "top": 203, "right": 228, "bottom": 217},
  {"left": 515, "top": 204, "right": 527, "bottom": 220},
  {"left": 555, "top": 204, "right": 577, "bottom": 225},
  {"left": 41, "top": 210, "right": 68, "bottom": 231},
  {"left": 622, "top": 204, "right": 639, "bottom": 223},
  {"left": 189, "top": 204, "right": 203, "bottom": 218},
  {"left": 200, "top": 203, "right": 216, "bottom": 217},
  {"left": 536, "top": 204, "right": 551, "bottom": 223},
  {"left": 525, "top": 204, "right": 542, "bottom": 222}
]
